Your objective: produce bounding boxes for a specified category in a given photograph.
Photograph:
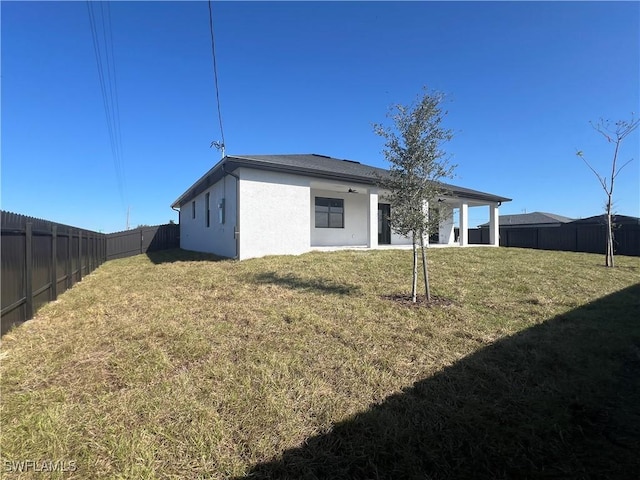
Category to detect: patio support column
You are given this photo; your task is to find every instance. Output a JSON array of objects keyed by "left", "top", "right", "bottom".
[
  {"left": 489, "top": 203, "right": 500, "bottom": 246},
  {"left": 367, "top": 189, "right": 378, "bottom": 248},
  {"left": 459, "top": 202, "right": 469, "bottom": 246}
]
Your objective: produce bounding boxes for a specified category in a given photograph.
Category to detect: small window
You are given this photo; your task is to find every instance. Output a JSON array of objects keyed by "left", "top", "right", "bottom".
[
  {"left": 192, "top": 201, "right": 196, "bottom": 219},
  {"left": 205, "top": 193, "right": 210, "bottom": 228},
  {"left": 218, "top": 198, "right": 225, "bottom": 224},
  {"left": 315, "top": 197, "right": 344, "bottom": 228}
]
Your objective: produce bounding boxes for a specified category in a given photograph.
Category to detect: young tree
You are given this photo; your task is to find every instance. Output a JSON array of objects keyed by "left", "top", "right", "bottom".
[
  {"left": 374, "top": 89, "right": 456, "bottom": 302},
  {"left": 576, "top": 115, "right": 639, "bottom": 267}
]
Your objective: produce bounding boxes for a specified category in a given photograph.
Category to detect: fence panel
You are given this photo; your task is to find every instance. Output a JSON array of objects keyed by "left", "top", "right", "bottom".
[
  {"left": 2, "top": 212, "right": 181, "bottom": 335},
  {"left": 106, "top": 230, "right": 141, "bottom": 260},
  {"left": 32, "top": 230, "right": 53, "bottom": 313},
  {"left": 106, "top": 224, "right": 179, "bottom": 260},
  {"left": 469, "top": 223, "right": 638, "bottom": 256},
  {"left": 468, "top": 229, "right": 484, "bottom": 244},
  {"left": 55, "top": 232, "right": 69, "bottom": 292},
  {"left": 505, "top": 228, "right": 539, "bottom": 249},
  {"left": 575, "top": 226, "right": 607, "bottom": 254},
  {"left": 616, "top": 227, "right": 640, "bottom": 256},
  {"left": 538, "top": 227, "right": 575, "bottom": 252},
  {"left": 71, "top": 233, "right": 80, "bottom": 283},
  {"left": 1, "top": 211, "right": 107, "bottom": 335},
  {"left": 1, "top": 221, "right": 27, "bottom": 330}
]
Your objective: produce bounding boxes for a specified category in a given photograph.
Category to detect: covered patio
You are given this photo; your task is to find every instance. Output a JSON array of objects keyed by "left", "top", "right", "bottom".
[
  {"left": 309, "top": 180, "right": 502, "bottom": 250},
  {"left": 433, "top": 198, "right": 502, "bottom": 247}
]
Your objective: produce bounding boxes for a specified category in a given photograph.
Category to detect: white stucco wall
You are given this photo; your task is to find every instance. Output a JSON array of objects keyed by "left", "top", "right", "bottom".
[
  {"left": 237, "top": 168, "right": 311, "bottom": 260},
  {"left": 310, "top": 189, "right": 369, "bottom": 246},
  {"left": 438, "top": 208, "right": 455, "bottom": 244},
  {"left": 378, "top": 190, "right": 413, "bottom": 246},
  {"left": 390, "top": 229, "right": 413, "bottom": 246},
  {"left": 180, "top": 175, "right": 237, "bottom": 258}
]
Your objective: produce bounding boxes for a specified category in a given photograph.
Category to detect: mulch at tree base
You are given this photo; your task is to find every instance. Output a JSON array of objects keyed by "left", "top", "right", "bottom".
[{"left": 382, "top": 293, "right": 454, "bottom": 308}]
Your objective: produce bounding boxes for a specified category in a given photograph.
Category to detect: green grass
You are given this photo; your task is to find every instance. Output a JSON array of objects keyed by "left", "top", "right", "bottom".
[{"left": 1, "top": 248, "right": 639, "bottom": 479}]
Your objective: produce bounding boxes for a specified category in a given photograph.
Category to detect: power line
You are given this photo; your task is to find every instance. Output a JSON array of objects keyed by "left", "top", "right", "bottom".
[
  {"left": 208, "top": 0, "right": 226, "bottom": 157},
  {"left": 86, "top": 0, "right": 127, "bottom": 213},
  {"left": 102, "top": 2, "right": 125, "bottom": 180}
]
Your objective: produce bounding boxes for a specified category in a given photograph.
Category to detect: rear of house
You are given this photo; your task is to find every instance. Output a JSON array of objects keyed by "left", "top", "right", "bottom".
[{"left": 172, "top": 154, "right": 511, "bottom": 260}]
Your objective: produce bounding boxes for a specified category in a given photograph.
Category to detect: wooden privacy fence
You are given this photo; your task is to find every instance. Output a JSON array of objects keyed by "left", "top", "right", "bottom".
[
  {"left": 1, "top": 211, "right": 181, "bottom": 335},
  {"left": 1, "top": 211, "right": 107, "bottom": 335},
  {"left": 106, "top": 224, "right": 179, "bottom": 260},
  {"left": 468, "top": 224, "right": 640, "bottom": 256}
]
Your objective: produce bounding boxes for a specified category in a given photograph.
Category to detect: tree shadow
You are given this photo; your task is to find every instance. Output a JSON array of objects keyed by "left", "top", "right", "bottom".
[
  {"left": 145, "top": 248, "right": 227, "bottom": 265},
  {"left": 252, "top": 271, "right": 360, "bottom": 296},
  {"left": 236, "top": 284, "right": 640, "bottom": 479}
]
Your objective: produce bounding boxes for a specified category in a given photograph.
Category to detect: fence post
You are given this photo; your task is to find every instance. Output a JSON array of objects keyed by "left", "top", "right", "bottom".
[
  {"left": 51, "top": 224, "right": 58, "bottom": 301},
  {"left": 140, "top": 229, "right": 144, "bottom": 254},
  {"left": 78, "top": 230, "right": 83, "bottom": 281},
  {"left": 25, "top": 222, "right": 34, "bottom": 320},
  {"left": 67, "top": 229, "right": 72, "bottom": 288}
]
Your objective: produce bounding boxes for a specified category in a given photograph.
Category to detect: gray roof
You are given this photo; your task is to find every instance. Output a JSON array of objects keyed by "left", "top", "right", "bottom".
[
  {"left": 478, "top": 211, "right": 574, "bottom": 227},
  {"left": 569, "top": 214, "right": 640, "bottom": 225},
  {"left": 171, "top": 153, "right": 512, "bottom": 208}
]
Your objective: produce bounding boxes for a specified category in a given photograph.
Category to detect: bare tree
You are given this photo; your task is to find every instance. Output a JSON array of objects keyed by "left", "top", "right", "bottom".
[
  {"left": 576, "top": 115, "right": 639, "bottom": 267},
  {"left": 374, "top": 88, "right": 456, "bottom": 302}
]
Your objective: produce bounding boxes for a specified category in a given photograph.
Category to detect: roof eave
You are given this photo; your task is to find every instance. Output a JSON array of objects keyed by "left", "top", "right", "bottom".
[
  {"left": 171, "top": 155, "right": 512, "bottom": 208},
  {"left": 170, "top": 157, "right": 231, "bottom": 209}
]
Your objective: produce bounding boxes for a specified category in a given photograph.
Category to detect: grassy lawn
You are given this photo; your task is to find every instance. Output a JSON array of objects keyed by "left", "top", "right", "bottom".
[{"left": 1, "top": 247, "right": 639, "bottom": 479}]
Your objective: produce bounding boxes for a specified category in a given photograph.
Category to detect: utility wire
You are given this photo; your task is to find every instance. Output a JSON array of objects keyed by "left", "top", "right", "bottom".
[
  {"left": 102, "top": 2, "right": 125, "bottom": 177},
  {"left": 86, "top": 0, "right": 127, "bottom": 211},
  {"left": 208, "top": 0, "right": 226, "bottom": 157}
]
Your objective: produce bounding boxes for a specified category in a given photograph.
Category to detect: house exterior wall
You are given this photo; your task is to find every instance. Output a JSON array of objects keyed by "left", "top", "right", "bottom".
[
  {"left": 180, "top": 175, "right": 237, "bottom": 258},
  {"left": 237, "top": 168, "right": 311, "bottom": 260},
  {"left": 439, "top": 208, "right": 455, "bottom": 244},
  {"left": 177, "top": 168, "right": 495, "bottom": 259},
  {"left": 310, "top": 189, "right": 369, "bottom": 246},
  {"left": 390, "top": 228, "right": 413, "bottom": 245},
  {"left": 378, "top": 190, "right": 413, "bottom": 246}
]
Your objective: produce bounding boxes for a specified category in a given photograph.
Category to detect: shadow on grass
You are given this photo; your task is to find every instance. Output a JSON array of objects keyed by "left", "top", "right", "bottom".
[
  {"left": 236, "top": 284, "right": 640, "bottom": 479},
  {"left": 252, "top": 271, "right": 360, "bottom": 296},
  {"left": 146, "top": 248, "right": 227, "bottom": 265}
]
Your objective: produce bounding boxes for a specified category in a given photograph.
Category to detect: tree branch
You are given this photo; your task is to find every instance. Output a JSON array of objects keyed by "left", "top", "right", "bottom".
[
  {"left": 577, "top": 152, "right": 608, "bottom": 192},
  {"left": 613, "top": 158, "right": 634, "bottom": 180}
]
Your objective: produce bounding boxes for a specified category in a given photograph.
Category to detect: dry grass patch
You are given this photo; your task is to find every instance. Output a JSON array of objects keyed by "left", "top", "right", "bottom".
[{"left": 1, "top": 248, "right": 639, "bottom": 479}]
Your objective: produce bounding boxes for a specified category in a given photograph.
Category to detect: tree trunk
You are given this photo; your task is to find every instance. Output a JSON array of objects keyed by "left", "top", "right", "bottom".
[
  {"left": 606, "top": 195, "right": 614, "bottom": 267},
  {"left": 411, "top": 234, "right": 418, "bottom": 303},
  {"left": 419, "top": 231, "right": 430, "bottom": 302}
]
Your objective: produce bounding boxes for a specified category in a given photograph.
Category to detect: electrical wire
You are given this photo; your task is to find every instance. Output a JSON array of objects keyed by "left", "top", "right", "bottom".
[
  {"left": 208, "top": 0, "right": 226, "bottom": 156},
  {"left": 86, "top": 0, "right": 127, "bottom": 211}
]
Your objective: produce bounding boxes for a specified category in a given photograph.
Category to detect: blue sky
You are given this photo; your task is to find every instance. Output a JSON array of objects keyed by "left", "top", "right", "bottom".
[{"left": 2, "top": 1, "right": 638, "bottom": 232}]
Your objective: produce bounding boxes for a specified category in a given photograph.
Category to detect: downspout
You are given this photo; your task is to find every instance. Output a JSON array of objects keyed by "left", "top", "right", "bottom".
[
  {"left": 171, "top": 206, "right": 180, "bottom": 246},
  {"left": 222, "top": 164, "right": 241, "bottom": 260}
]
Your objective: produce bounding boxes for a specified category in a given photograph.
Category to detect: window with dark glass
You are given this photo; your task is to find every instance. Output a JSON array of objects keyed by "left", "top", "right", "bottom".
[
  {"left": 205, "top": 193, "right": 210, "bottom": 227},
  {"left": 315, "top": 197, "right": 344, "bottom": 228},
  {"left": 192, "top": 201, "right": 196, "bottom": 219}
]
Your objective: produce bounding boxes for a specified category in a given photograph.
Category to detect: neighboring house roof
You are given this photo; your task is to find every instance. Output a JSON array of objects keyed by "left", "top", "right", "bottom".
[
  {"left": 569, "top": 214, "right": 640, "bottom": 226},
  {"left": 171, "top": 153, "right": 511, "bottom": 208},
  {"left": 478, "top": 212, "right": 574, "bottom": 228}
]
